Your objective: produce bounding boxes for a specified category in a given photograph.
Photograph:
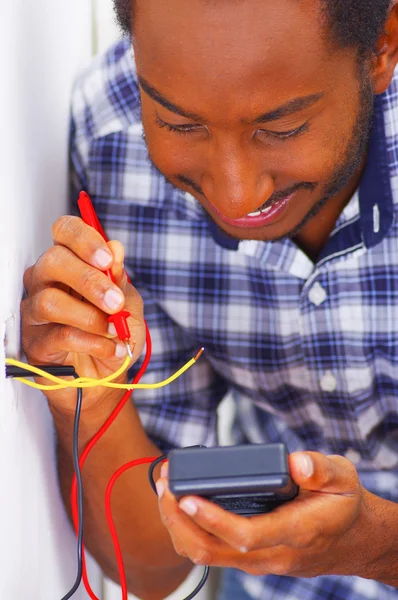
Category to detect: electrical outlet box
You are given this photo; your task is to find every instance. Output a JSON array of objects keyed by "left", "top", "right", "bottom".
[{"left": 4, "top": 314, "right": 19, "bottom": 357}]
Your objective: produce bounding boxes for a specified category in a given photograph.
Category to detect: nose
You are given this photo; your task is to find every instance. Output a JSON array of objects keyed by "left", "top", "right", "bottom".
[{"left": 200, "top": 136, "right": 274, "bottom": 220}]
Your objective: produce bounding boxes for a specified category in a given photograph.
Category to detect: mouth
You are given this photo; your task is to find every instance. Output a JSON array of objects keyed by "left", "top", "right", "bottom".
[{"left": 210, "top": 191, "right": 296, "bottom": 229}]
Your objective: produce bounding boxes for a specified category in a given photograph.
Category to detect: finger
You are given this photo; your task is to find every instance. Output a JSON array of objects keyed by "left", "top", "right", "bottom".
[
  {"left": 157, "top": 477, "right": 234, "bottom": 566},
  {"left": 52, "top": 215, "right": 114, "bottom": 271},
  {"left": 289, "top": 452, "right": 360, "bottom": 495},
  {"left": 22, "top": 323, "right": 129, "bottom": 365},
  {"left": 123, "top": 284, "right": 146, "bottom": 359},
  {"left": 107, "top": 240, "right": 126, "bottom": 288},
  {"left": 177, "top": 491, "right": 297, "bottom": 553},
  {"left": 23, "top": 266, "right": 35, "bottom": 294},
  {"left": 105, "top": 243, "right": 146, "bottom": 359},
  {"left": 22, "top": 288, "right": 116, "bottom": 337},
  {"left": 102, "top": 272, "right": 145, "bottom": 361},
  {"left": 30, "top": 245, "right": 125, "bottom": 315}
]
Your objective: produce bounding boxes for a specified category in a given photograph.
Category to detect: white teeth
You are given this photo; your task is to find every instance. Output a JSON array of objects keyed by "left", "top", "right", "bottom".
[{"left": 246, "top": 203, "right": 276, "bottom": 217}]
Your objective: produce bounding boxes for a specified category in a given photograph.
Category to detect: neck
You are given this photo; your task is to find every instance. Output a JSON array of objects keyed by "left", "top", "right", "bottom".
[{"left": 294, "top": 156, "right": 367, "bottom": 262}]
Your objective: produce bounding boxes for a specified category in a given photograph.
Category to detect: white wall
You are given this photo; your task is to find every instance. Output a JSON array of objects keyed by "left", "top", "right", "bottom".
[
  {"left": 0, "top": 1, "right": 213, "bottom": 598},
  {"left": 0, "top": 1, "right": 102, "bottom": 598}
]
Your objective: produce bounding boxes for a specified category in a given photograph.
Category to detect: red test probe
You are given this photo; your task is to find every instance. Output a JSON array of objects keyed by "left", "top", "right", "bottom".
[{"left": 77, "top": 191, "right": 132, "bottom": 358}]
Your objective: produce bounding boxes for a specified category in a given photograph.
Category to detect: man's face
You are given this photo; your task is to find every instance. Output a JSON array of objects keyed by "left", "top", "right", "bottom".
[{"left": 133, "top": 0, "right": 374, "bottom": 242}]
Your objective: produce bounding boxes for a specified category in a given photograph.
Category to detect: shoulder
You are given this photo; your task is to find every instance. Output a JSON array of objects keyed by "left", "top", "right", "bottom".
[{"left": 70, "top": 37, "right": 141, "bottom": 140}]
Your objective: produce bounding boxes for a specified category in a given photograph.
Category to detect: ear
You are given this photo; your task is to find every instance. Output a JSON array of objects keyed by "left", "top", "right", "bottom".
[{"left": 371, "top": 2, "right": 398, "bottom": 94}]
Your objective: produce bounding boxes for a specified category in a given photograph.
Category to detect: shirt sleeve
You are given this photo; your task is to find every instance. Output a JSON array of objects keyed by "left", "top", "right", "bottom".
[
  {"left": 68, "top": 74, "right": 229, "bottom": 452},
  {"left": 128, "top": 285, "right": 229, "bottom": 451},
  {"left": 68, "top": 77, "right": 90, "bottom": 214}
]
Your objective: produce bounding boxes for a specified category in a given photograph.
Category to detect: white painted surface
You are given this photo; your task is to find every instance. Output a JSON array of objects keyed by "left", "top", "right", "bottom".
[
  {"left": 0, "top": 1, "right": 102, "bottom": 598},
  {"left": 93, "top": 0, "right": 123, "bottom": 53},
  {"left": 0, "top": 0, "right": 222, "bottom": 596}
]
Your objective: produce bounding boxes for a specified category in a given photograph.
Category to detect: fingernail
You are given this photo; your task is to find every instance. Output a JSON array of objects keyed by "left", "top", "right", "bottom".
[
  {"left": 108, "top": 322, "right": 117, "bottom": 337},
  {"left": 115, "top": 343, "right": 127, "bottom": 358},
  {"left": 104, "top": 289, "right": 123, "bottom": 310},
  {"left": 156, "top": 481, "right": 164, "bottom": 498},
  {"left": 297, "top": 454, "right": 313, "bottom": 478},
  {"left": 93, "top": 248, "right": 112, "bottom": 269},
  {"left": 180, "top": 499, "right": 198, "bottom": 516},
  {"left": 160, "top": 462, "right": 169, "bottom": 478}
]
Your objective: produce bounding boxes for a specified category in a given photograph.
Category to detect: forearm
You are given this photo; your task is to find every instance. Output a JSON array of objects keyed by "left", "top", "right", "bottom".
[
  {"left": 361, "top": 489, "right": 398, "bottom": 588},
  {"left": 51, "top": 392, "right": 191, "bottom": 600}
]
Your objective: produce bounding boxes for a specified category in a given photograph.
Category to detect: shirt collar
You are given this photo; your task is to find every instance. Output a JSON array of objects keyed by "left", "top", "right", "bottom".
[
  {"left": 207, "top": 93, "right": 394, "bottom": 253},
  {"left": 358, "top": 93, "right": 394, "bottom": 249}
]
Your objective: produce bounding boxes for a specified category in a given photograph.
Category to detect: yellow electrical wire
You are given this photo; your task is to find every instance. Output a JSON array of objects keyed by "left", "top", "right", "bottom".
[{"left": 5, "top": 348, "right": 204, "bottom": 391}]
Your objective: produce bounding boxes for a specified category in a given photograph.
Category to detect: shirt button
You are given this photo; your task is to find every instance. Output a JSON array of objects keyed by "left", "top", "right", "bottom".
[
  {"left": 320, "top": 372, "right": 337, "bottom": 392},
  {"left": 345, "top": 448, "right": 362, "bottom": 465},
  {"left": 308, "top": 282, "right": 327, "bottom": 306}
]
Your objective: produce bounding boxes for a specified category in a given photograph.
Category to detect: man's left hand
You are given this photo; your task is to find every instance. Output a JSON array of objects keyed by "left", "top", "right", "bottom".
[{"left": 156, "top": 451, "right": 384, "bottom": 579}]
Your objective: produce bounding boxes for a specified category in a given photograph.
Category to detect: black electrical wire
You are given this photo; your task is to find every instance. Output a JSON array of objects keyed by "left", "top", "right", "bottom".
[
  {"left": 148, "top": 453, "right": 169, "bottom": 494},
  {"left": 61, "top": 374, "right": 84, "bottom": 600},
  {"left": 6, "top": 365, "right": 84, "bottom": 600},
  {"left": 148, "top": 454, "right": 210, "bottom": 600}
]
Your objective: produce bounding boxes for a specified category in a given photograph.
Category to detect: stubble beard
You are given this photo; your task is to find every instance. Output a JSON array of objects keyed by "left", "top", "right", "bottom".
[{"left": 286, "top": 75, "right": 375, "bottom": 240}]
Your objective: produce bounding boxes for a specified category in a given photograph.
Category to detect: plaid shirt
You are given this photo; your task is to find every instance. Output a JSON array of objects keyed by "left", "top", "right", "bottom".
[{"left": 69, "top": 38, "right": 398, "bottom": 599}]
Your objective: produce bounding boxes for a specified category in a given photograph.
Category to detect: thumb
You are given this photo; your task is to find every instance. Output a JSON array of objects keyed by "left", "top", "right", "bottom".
[
  {"left": 289, "top": 451, "right": 360, "bottom": 495},
  {"left": 107, "top": 240, "right": 127, "bottom": 289},
  {"left": 107, "top": 240, "right": 146, "bottom": 362}
]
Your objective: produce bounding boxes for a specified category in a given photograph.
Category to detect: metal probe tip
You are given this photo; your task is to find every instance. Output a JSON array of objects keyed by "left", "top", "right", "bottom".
[{"left": 126, "top": 342, "right": 133, "bottom": 360}]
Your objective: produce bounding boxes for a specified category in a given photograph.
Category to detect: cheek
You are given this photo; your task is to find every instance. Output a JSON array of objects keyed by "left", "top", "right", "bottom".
[
  {"left": 275, "top": 115, "right": 355, "bottom": 185},
  {"left": 142, "top": 114, "right": 200, "bottom": 177}
]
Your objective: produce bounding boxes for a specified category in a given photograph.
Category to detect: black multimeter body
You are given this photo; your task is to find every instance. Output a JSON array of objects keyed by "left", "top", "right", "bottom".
[{"left": 168, "top": 443, "right": 298, "bottom": 516}]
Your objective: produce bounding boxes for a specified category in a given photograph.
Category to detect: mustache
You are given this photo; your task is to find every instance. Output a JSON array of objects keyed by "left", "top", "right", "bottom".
[
  {"left": 258, "top": 181, "right": 317, "bottom": 210},
  {"left": 175, "top": 175, "right": 317, "bottom": 208},
  {"left": 176, "top": 174, "right": 205, "bottom": 197}
]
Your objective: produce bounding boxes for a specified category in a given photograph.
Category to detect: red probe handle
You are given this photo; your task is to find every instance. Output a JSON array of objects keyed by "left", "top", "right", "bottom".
[
  {"left": 78, "top": 191, "right": 109, "bottom": 241},
  {"left": 77, "top": 191, "right": 131, "bottom": 342}
]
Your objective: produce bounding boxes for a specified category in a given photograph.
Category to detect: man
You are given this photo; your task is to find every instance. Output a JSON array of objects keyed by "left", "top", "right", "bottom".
[{"left": 21, "top": 0, "right": 398, "bottom": 598}]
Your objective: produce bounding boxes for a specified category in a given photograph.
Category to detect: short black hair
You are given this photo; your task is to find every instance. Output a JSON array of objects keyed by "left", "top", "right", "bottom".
[{"left": 113, "top": 0, "right": 392, "bottom": 60}]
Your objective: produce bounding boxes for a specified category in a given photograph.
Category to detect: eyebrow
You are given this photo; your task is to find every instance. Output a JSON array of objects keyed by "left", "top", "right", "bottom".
[
  {"left": 254, "top": 93, "right": 324, "bottom": 124},
  {"left": 138, "top": 75, "right": 324, "bottom": 124},
  {"left": 138, "top": 76, "right": 204, "bottom": 121}
]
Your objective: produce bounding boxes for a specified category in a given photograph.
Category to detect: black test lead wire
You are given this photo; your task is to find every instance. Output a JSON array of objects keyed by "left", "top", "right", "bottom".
[
  {"left": 61, "top": 373, "right": 84, "bottom": 600},
  {"left": 5, "top": 364, "right": 85, "bottom": 600},
  {"left": 148, "top": 454, "right": 210, "bottom": 600}
]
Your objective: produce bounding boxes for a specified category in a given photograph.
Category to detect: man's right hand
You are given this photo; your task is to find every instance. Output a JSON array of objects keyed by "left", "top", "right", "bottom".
[{"left": 21, "top": 215, "right": 146, "bottom": 415}]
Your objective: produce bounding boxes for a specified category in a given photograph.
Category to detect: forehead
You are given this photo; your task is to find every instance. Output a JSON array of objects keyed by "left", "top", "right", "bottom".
[{"left": 133, "top": 0, "right": 354, "bottom": 120}]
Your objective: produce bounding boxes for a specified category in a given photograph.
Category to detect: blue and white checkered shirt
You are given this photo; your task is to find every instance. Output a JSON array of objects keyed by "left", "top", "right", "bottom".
[{"left": 69, "top": 38, "right": 398, "bottom": 599}]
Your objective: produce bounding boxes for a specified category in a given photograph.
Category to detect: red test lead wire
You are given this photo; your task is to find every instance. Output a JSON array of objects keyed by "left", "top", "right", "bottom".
[
  {"left": 71, "top": 320, "right": 153, "bottom": 600},
  {"left": 78, "top": 191, "right": 132, "bottom": 353},
  {"left": 73, "top": 192, "right": 155, "bottom": 597}
]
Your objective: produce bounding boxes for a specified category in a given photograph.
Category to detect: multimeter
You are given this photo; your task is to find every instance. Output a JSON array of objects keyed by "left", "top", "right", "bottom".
[{"left": 168, "top": 443, "right": 299, "bottom": 516}]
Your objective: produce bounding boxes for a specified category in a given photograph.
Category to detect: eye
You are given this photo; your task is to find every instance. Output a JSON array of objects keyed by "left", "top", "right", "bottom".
[
  {"left": 257, "top": 122, "right": 309, "bottom": 140},
  {"left": 155, "top": 114, "right": 203, "bottom": 134}
]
